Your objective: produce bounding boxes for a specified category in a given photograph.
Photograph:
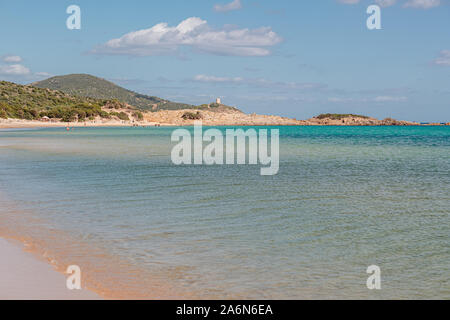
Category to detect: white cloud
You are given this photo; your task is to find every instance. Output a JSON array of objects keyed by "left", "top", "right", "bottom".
[
  {"left": 92, "top": 17, "right": 282, "bottom": 57},
  {"left": 35, "top": 72, "right": 52, "bottom": 77},
  {"left": 337, "top": 0, "right": 360, "bottom": 4},
  {"left": 328, "top": 97, "right": 359, "bottom": 103},
  {"left": 403, "top": 0, "right": 441, "bottom": 9},
  {"left": 214, "top": 0, "right": 242, "bottom": 12},
  {"left": 328, "top": 96, "right": 407, "bottom": 103},
  {"left": 375, "top": 0, "right": 397, "bottom": 7},
  {"left": 338, "top": 0, "right": 440, "bottom": 8},
  {"left": 194, "top": 74, "right": 244, "bottom": 83},
  {"left": 2, "top": 55, "right": 23, "bottom": 63},
  {"left": 433, "top": 50, "right": 450, "bottom": 66},
  {"left": 374, "top": 96, "right": 407, "bottom": 102},
  {"left": 193, "top": 74, "right": 326, "bottom": 91},
  {"left": 0, "top": 64, "right": 31, "bottom": 76}
]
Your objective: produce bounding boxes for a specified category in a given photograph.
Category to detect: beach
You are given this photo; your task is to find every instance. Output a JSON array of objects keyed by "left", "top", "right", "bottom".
[
  {"left": 3, "top": 109, "right": 444, "bottom": 130},
  {"left": 0, "top": 118, "right": 165, "bottom": 129},
  {"left": 0, "top": 237, "right": 100, "bottom": 300},
  {"left": 0, "top": 110, "right": 304, "bottom": 129}
]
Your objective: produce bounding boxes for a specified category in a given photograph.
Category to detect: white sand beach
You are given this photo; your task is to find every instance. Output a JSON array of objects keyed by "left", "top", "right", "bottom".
[{"left": 0, "top": 238, "right": 100, "bottom": 300}]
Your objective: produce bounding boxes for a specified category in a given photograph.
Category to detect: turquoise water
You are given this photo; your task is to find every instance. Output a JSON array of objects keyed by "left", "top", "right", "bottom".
[{"left": 0, "top": 126, "right": 449, "bottom": 299}]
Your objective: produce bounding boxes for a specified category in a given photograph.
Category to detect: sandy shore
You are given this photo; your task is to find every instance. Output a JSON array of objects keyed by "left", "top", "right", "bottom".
[
  {"left": 0, "top": 118, "right": 166, "bottom": 129},
  {"left": 2, "top": 107, "right": 448, "bottom": 129},
  {"left": 2, "top": 113, "right": 442, "bottom": 130},
  {"left": 0, "top": 238, "right": 101, "bottom": 300}
]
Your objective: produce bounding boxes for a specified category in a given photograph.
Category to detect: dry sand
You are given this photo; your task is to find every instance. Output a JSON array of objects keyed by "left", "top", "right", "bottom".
[
  {"left": 0, "top": 118, "right": 162, "bottom": 129},
  {"left": 0, "top": 238, "right": 100, "bottom": 300}
]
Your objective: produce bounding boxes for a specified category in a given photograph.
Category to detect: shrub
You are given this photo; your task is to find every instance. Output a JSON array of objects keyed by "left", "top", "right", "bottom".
[
  {"left": 23, "top": 111, "right": 34, "bottom": 120},
  {"left": 181, "top": 111, "right": 202, "bottom": 120},
  {"left": 110, "top": 111, "right": 130, "bottom": 121},
  {"left": 117, "top": 112, "right": 129, "bottom": 121},
  {"left": 100, "top": 111, "right": 111, "bottom": 118},
  {"left": 30, "top": 109, "right": 39, "bottom": 118},
  {"left": 77, "top": 110, "right": 86, "bottom": 121},
  {"left": 133, "top": 111, "right": 144, "bottom": 121},
  {"left": 61, "top": 110, "right": 77, "bottom": 122}
]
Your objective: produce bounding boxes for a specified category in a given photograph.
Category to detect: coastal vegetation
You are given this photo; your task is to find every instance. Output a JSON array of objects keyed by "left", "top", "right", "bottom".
[
  {"left": 0, "top": 78, "right": 243, "bottom": 124},
  {"left": 133, "top": 111, "right": 144, "bottom": 121},
  {"left": 193, "top": 102, "right": 242, "bottom": 113},
  {"left": 0, "top": 80, "right": 134, "bottom": 122},
  {"left": 181, "top": 111, "right": 203, "bottom": 120},
  {"left": 315, "top": 113, "right": 370, "bottom": 120},
  {"left": 33, "top": 74, "right": 194, "bottom": 111},
  {"left": 2, "top": 78, "right": 439, "bottom": 127}
]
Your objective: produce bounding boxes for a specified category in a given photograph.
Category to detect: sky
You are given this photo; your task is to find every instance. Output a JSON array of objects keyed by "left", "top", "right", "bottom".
[{"left": 0, "top": 0, "right": 449, "bottom": 122}]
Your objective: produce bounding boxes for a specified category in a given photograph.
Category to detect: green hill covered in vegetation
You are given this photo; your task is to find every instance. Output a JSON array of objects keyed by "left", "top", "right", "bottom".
[
  {"left": 32, "top": 74, "right": 194, "bottom": 111},
  {"left": 0, "top": 80, "right": 135, "bottom": 122}
]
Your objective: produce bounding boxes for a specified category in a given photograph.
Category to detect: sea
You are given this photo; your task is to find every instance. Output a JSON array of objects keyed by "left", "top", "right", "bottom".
[{"left": 0, "top": 125, "right": 448, "bottom": 299}]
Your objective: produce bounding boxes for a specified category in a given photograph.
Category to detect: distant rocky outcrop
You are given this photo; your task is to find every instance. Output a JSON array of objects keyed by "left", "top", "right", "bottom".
[
  {"left": 307, "top": 114, "right": 419, "bottom": 126},
  {"left": 143, "top": 111, "right": 424, "bottom": 126}
]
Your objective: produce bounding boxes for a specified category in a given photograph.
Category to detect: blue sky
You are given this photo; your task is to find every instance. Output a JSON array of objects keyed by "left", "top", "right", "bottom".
[{"left": 0, "top": 0, "right": 449, "bottom": 121}]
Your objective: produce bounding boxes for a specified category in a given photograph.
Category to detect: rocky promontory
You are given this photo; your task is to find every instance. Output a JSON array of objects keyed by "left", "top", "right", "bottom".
[{"left": 305, "top": 114, "right": 419, "bottom": 126}]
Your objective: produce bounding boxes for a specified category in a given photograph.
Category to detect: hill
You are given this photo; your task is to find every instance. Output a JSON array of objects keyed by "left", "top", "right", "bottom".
[
  {"left": 32, "top": 74, "right": 194, "bottom": 111},
  {"left": 0, "top": 80, "right": 139, "bottom": 122},
  {"left": 308, "top": 113, "right": 417, "bottom": 126}
]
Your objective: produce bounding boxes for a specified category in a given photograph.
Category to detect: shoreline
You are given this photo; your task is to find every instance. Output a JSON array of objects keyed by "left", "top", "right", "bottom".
[
  {"left": 0, "top": 119, "right": 173, "bottom": 130},
  {"left": 1, "top": 119, "right": 449, "bottom": 130},
  {"left": 0, "top": 190, "right": 197, "bottom": 300},
  {"left": 0, "top": 231, "right": 199, "bottom": 300},
  {"left": 0, "top": 236, "right": 101, "bottom": 300}
]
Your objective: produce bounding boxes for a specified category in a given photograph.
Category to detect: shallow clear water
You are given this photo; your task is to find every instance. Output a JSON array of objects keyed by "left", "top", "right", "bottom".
[{"left": 0, "top": 126, "right": 449, "bottom": 299}]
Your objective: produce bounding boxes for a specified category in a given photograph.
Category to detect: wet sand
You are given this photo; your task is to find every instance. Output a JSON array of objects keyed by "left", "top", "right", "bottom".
[{"left": 0, "top": 238, "right": 101, "bottom": 300}]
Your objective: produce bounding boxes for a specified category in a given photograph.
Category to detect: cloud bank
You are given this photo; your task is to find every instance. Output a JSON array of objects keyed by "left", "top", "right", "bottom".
[
  {"left": 403, "top": 0, "right": 441, "bottom": 8},
  {"left": 337, "top": 0, "right": 441, "bottom": 8},
  {"left": 92, "top": 17, "right": 282, "bottom": 57},
  {"left": 375, "top": 0, "right": 397, "bottom": 7}
]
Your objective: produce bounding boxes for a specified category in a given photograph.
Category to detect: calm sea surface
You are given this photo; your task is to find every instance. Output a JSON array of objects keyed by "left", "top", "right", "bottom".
[{"left": 0, "top": 126, "right": 449, "bottom": 299}]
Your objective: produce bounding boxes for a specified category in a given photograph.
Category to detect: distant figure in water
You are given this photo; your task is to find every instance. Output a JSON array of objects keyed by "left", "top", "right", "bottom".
[{"left": 66, "top": 127, "right": 70, "bottom": 131}]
